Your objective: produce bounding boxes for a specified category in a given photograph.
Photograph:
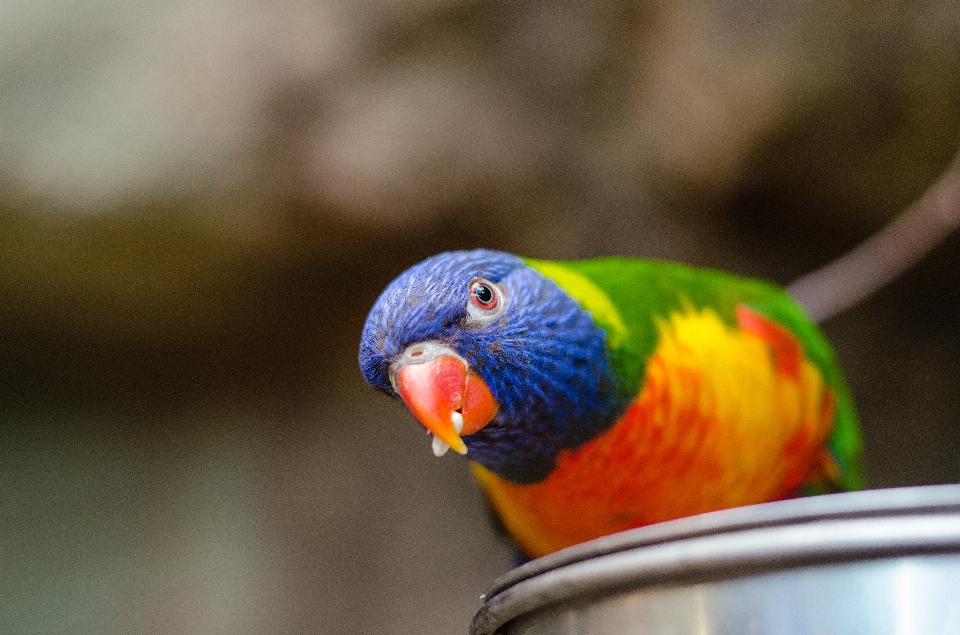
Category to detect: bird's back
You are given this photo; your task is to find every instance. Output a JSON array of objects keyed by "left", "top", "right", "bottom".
[{"left": 473, "top": 257, "right": 863, "bottom": 558}]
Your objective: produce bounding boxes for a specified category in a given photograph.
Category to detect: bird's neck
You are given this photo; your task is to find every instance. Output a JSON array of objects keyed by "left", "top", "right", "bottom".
[{"left": 471, "top": 307, "right": 837, "bottom": 558}]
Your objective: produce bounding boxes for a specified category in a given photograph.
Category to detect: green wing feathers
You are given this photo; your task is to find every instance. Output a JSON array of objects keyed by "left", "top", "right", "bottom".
[{"left": 524, "top": 256, "right": 864, "bottom": 493}]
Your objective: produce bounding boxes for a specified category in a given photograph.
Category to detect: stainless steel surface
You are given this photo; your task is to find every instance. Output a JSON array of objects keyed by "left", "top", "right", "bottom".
[
  {"left": 508, "top": 555, "right": 960, "bottom": 635},
  {"left": 472, "top": 485, "right": 960, "bottom": 635}
]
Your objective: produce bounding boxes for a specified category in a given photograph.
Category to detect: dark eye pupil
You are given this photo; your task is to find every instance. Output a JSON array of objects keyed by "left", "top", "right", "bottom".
[{"left": 473, "top": 284, "right": 493, "bottom": 304}]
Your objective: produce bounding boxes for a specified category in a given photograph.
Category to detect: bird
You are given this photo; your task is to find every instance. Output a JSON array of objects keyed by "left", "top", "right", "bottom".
[{"left": 359, "top": 249, "right": 863, "bottom": 559}]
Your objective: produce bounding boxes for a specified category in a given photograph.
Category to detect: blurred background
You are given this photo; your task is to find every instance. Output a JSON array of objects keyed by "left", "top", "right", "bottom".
[{"left": 2, "top": 1, "right": 959, "bottom": 633}]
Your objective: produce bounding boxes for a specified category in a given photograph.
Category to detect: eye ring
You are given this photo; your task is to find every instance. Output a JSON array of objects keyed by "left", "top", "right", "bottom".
[{"left": 469, "top": 278, "right": 500, "bottom": 311}]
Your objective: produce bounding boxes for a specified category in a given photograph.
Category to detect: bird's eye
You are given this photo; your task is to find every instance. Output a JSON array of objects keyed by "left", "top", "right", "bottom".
[{"left": 469, "top": 279, "right": 499, "bottom": 311}]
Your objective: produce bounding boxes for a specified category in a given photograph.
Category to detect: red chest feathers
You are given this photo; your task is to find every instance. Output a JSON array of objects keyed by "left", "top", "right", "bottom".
[{"left": 472, "top": 307, "right": 836, "bottom": 558}]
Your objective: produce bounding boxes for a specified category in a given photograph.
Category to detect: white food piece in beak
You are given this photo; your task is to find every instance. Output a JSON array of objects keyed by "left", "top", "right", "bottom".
[
  {"left": 430, "top": 411, "right": 467, "bottom": 457},
  {"left": 431, "top": 434, "right": 451, "bottom": 457}
]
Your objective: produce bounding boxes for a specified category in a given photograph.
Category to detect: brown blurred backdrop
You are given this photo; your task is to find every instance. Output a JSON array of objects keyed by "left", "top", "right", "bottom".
[{"left": 2, "top": 1, "right": 959, "bottom": 633}]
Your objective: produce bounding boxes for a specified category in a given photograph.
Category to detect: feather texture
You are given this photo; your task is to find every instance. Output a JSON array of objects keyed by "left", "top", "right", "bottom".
[
  {"left": 472, "top": 306, "right": 839, "bottom": 557},
  {"left": 359, "top": 250, "right": 863, "bottom": 558}
]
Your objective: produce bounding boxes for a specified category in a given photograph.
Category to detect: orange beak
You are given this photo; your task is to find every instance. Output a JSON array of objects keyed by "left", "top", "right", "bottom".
[{"left": 395, "top": 354, "right": 498, "bottom": 456}]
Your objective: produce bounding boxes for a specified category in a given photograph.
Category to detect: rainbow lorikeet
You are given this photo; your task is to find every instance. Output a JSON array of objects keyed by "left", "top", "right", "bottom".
[{"left": 359, "top": 249, "right": 862, "bottom": 559}]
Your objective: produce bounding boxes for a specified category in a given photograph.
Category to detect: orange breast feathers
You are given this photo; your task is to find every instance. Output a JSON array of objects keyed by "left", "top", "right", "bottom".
[{"left": 471, "top": 305, "right": 836, "bottom": 558}]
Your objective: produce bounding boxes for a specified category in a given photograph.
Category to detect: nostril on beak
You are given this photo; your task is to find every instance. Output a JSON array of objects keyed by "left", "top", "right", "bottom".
[{"left": 406, "top": 343, "right": 429, "bottom": 359}]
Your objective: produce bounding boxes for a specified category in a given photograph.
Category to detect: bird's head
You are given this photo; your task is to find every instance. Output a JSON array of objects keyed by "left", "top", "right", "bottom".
[{"left": 359, "top": 249, "right": 621, "bottom": 483}]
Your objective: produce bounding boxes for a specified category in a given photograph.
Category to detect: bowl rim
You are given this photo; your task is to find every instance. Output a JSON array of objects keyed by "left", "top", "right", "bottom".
[{"left": 471, "top": 484, "right": 960, "bottom": 635}]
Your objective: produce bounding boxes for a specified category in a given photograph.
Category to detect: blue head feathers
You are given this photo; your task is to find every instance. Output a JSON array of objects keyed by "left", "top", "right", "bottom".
[{"left": 359, "top": 249, "right": 623, "bottom": 483}]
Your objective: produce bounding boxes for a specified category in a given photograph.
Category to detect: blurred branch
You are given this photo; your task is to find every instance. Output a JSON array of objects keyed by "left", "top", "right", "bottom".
[{"left": 789, "top": 146, "right": 960, "bottom": 322}]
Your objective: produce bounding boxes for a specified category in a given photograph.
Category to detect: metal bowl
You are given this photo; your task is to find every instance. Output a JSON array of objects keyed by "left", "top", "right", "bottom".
[{"left": 471, "top": 485, "right": 960, "bottom": 635}]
